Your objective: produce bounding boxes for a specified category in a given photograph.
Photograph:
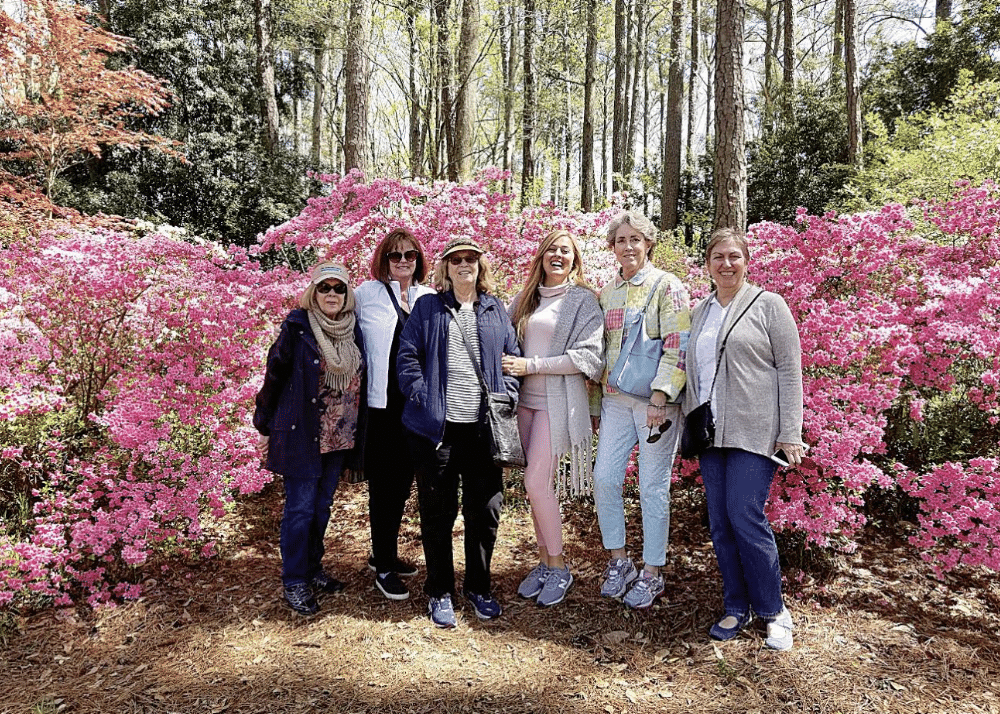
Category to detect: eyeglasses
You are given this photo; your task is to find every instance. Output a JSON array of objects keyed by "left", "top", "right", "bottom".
[
  {"left": 447, "top": 255, "right": 479, "bottom": 266},
  {"left": 316, "top": 281, "right": 347, "bottom": 295},
  {"left": 646, "top": 419, "right": 673, "bottom": 444},
  {"left": 387, "top": 250, "right": 420, "bottom": 263}
]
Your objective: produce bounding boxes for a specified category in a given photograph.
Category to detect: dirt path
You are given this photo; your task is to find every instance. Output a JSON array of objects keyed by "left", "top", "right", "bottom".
[{"left": 2, "top": 480, "right": 999, "bottom": 713}]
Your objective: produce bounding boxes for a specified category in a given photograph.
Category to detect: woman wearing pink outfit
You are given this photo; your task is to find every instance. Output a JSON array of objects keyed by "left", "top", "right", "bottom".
[{"left": 504, "top": 230, "right": 604, "bottom": 607}]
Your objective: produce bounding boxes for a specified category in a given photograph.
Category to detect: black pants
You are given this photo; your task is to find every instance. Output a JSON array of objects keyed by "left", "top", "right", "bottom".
[
  {"left": 408, "top": 421, "right": 503, "bottom": 599},
  {"left": 366, "top": 404, "right": 417, "bottom": 572}
]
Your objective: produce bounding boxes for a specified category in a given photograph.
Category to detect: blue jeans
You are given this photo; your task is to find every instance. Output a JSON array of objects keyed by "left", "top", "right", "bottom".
[
  {"left": 593, "top": 392, "right": 679, "bottom": 567},
  {"left": 699, "top": 447, "right": 784, "bottom": 618},
  {"left": 280, "top": 451, "right": 346, "bottom": 587}
]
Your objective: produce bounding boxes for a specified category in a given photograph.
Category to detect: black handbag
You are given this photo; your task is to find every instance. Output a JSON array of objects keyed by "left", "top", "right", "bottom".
[
  {"left": 681, "top": 290, "right": 763, "bottom": 459},
  {"left": 445, "top": 304, "right": 527, "bottom": 469}
]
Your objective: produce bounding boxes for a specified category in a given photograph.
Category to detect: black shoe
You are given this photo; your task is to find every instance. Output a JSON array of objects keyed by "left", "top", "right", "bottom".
[
  {"left": 375, "top": 571, "right": 410, "bottom": 601},
  {"left": 284, "top": 584, "right": 319, "bottom": 616},
  {"left": 310, "top": 571, "right": 345, "bottom": 594},
  {"left": 368, "top": 555, "right": 418, "bottom": 578}
]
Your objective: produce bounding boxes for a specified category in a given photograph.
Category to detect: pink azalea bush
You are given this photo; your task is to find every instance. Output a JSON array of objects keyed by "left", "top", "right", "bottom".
[{"left": 1, "top": 174, "right": 997, "bottom": 608}]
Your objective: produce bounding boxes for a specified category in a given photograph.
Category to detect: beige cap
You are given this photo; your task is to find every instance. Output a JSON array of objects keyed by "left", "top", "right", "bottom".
[
  {"left": 439, "top": 237, "right": 484, "bottom": 260},
  {"left": 310, "top": 262, "right": 351, "bottom": 287}
]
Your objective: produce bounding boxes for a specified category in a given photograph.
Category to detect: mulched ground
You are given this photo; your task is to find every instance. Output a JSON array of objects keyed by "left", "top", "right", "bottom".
[{"left": 2, "top": 476, "right": 999, "bottom": 714}]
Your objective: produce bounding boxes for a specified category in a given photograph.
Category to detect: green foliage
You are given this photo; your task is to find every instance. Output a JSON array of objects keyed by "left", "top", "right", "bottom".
[
  {"left": 845, "top": 73, "right": 1000, "bottom": 209},
  {"left": 746, "top": 83, "right": 854, "bottom": 226},
  {"left": 864, "top": 0, "right": 1000, "bottom": 131}
]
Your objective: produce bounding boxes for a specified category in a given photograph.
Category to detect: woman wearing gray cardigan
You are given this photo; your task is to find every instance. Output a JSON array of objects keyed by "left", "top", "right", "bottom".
[
  {"left": 504, "top": 230, "right": 604, "bottom": 607},
  {"left": 682, "top": 227, "right": 805, "bottom": 651}
]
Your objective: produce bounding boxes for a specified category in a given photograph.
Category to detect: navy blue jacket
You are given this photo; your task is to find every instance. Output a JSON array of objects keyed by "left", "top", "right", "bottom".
[
  {"left": 254, "top": 308, "right": 367, "bottom": 479},
  {"left": 397, "top": 291, "right": 520, "bottom": 445}
]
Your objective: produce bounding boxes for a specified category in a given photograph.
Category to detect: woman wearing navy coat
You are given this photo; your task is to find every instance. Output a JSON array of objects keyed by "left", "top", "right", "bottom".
[
  {"left": 397, "top": 237, "right": 520, "bottom": 628},
  {"left": 254, "top": 262, "right": 367, "bottom": 616}
]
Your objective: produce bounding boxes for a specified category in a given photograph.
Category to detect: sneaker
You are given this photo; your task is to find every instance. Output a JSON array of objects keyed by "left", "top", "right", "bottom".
[
  {"left": 310, "top": 571, "right": 345, "bottom": 595},
  {"left": 709, "top": 612, "right": 753, "bottom": 641},
  {"left": 464, "top": 591, "right": 503, "bottom": 620},
  {"left": 765, "top": 608, "right": 794, "bottom": 651},
  {"left": 536, "top": 566, "right": 573, "bottom": 607},
  {"left": 283, "top": 583, "right": 319, "bottom": 616},
  {"left": 375, "top": 571, "right": 410, "bottom": 601},
  {"left": 623, "top": 570, "right": 665, "bottom": 609},
  {"left": 600, "top": 557, "right": 638, "bottom": 599},
  {"left": 517, "top": 563, "right": 550, "bottom": 599},
  {"left": 368, "top": 555, "right": 418, "bottom": 578},
  {"left": 427, "top": 594, "right": 457, "bottom": 629}
]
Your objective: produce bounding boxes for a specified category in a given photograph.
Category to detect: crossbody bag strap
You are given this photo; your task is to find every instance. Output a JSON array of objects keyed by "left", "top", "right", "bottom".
[
  {"left": 619, "top": 273, "right": 665, "bottom": 350},
  {"left": 383, "top": 282, "right": 408, "bottom": 324},
  {"left": 444, "top": 302, "right": 489, "bottom": 397},
  {"left": 706, "top": 288, "right": 764, "bottom": 403}
]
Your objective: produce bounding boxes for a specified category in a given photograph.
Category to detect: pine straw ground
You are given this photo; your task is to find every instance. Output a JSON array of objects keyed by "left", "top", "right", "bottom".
[{"left": 3, "top": 477, "right": 1000, "bottom": 714}]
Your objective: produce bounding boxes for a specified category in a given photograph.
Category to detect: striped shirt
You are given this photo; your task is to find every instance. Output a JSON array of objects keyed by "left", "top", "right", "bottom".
[{"left": 446, "top": 304, "right": 482, "bottom": 422}]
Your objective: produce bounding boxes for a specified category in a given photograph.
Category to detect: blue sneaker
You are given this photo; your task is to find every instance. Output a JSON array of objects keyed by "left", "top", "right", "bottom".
[
  {"left": 517, "top": 563, "right": 549, "bottom": 599},
  {"left": 536, "top": 566, "right": 573, "bottom": 607},
  {"left": 623, "top": 570, "right": 665, "bottom": 609},
  {"left": 464, "top": 591, "right": 502, "bottom": 620},
  {"left": 427, "top": 595, "right": 457, "bottom": 629},
  {"left": 709, "top": 612, "right": 753, "bottom": 641},
  {"left": 600, "top": 557, "right": 638, "bottom": 599}
]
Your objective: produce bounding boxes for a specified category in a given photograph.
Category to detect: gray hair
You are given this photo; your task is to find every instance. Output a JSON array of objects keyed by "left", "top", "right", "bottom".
[{"left": 605, "top": 210, "right": 657, "bottom": 260}]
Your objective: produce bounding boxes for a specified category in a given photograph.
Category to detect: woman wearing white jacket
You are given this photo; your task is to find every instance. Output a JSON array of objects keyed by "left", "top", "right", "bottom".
[{"left": 355, "top": 228, "right": 436, "bottom": 601}]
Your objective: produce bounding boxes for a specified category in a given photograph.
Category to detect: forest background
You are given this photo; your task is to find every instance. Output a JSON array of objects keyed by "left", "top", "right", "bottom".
[{"left": 0, "top": 0, "right": 999, "bottom": 622}]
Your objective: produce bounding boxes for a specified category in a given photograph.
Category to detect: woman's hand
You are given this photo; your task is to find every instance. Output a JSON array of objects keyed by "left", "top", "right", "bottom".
[
  {"left": 502, "top": 355, "right": 529, "bottom": 377},
  {"left": 775, "top": 441, "right": 805, "bottom": 466},
  {"left": 646, "top": 402, "right": 669, "bottom": 429},
  {"left": 256, "top": 435, "right": 269, "bottom": 463}
]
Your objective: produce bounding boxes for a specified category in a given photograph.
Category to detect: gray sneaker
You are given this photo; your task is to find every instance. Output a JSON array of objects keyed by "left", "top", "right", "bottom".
[
  {"left": 600, "top": 557, "right": 638, "bottom": 599},
  {"left": 622, "top": 570, "right": 665, "bottom": 609},
  {"left": 517, "top": 562, "right": 549, "bottom": 599},
  {"left": 536, "top": 566, "right": 573, "bottom": 607}
]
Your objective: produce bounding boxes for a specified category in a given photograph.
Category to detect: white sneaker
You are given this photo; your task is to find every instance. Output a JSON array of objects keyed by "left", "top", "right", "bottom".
[{"left": 765, "top": 608, "right": 794, "bottom": 651}]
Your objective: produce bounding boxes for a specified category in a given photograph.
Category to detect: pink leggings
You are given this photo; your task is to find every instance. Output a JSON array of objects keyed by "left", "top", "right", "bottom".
[{"left": 517, "top": 405, "right": 563, "bottom": 557}]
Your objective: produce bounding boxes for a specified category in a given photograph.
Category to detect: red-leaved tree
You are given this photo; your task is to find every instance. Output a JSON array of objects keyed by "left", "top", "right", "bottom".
[{"left": 0, "top": 0, "right": 177, "bottom": 202}]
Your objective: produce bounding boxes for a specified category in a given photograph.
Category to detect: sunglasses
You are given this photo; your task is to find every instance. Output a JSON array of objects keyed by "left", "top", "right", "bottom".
[
  {"left": 447, "top": 254, "right": 479, "bottom": 266},
  {"left": 316, "top": 281, "right": 347, "bottom": 295},
  {"left": 646, "top": 419, "right": 673, "bottom": 444},
  {"left": 387, "top": 250, "right": 420, "bottom": 263}
]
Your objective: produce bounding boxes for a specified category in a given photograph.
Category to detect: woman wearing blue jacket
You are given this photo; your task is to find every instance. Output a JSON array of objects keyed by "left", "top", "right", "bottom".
[
  {"left": 397, "top": 237, "right": 520, "bottom": 628},
  {"left": 254, "top": 262, "right": 367, "bottom": 616}
]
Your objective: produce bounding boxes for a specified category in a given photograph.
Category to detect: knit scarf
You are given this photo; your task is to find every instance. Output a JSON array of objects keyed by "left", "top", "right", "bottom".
[{"left": 308, "top": 308, "right": 361, "bottom": 392}]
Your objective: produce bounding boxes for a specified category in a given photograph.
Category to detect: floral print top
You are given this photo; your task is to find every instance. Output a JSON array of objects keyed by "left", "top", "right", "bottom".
[{"left": 318, "top": 361, "right": 362, "bottom": 453}]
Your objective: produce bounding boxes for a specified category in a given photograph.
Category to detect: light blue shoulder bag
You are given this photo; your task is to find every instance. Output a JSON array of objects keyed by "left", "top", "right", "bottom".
[{"left": 607, "top": 274, "right": 665, "bottom": 399}]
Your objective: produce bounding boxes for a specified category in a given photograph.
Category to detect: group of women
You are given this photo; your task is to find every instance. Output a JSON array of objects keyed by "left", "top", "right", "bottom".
[{"left": 253, "top": 211, "right": 805, "bottom": 651}]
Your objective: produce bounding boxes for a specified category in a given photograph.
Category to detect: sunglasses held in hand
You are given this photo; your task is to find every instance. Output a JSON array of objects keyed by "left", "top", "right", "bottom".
[{"left": 646, "top": 419, "right": 673, "bottom": 444}]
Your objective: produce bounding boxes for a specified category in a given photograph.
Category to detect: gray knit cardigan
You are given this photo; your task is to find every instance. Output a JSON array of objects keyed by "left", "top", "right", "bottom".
[
  {"left": 681, "top": 282, "right": 804, "bottom": 456},
  {"left": 509, "top": 285, "right": 605, "bottom": 496}
]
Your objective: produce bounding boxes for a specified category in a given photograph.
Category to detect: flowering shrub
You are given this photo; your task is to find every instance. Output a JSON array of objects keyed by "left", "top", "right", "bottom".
[
  {"left": 0, "top": 226, "right": 294, "bottom": 606},
  {"left": 2, "top": 174, "right": 997, "bottom": 609}
]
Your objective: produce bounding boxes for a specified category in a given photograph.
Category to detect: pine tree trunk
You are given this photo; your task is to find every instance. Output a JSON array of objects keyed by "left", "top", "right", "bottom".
[
  {"left": 782, "top": 0, "right": 794, "bottom": 121},
  {"left": 612, "top": 0, "right": 628, "bottom": 190},
  {"left": 255, "top": 0, "right": 279, "bottom": 157},
  {"left": 661, "top": 0, "right": 684, "bottom": 230},
  {"left": 311, "top": 28, "right": 327, "bottom": 170},
  {"left": 344, "top": 0, "right": 371, "bottom": 173},
  {"left": 713, "top": 0, "right": 746, "bottom": 231},
  {"left": 581, "top": 0, "right": 598, "bottom": 211},
  {"left": 433, "top": 0, "right": 454, "bottom": 181},
  {"left": 685, "top": 0, "right": 698, "bottom": 245},
  {"left": 454, "top": 0, "right": 479, "bottom": 181},
  {"left": 521, "top": 0, "right": 536, "bottom": 207},
  {"left": 407, "top": 0, "right": 423, "bottom": 177},
  {"left": 845, "top": 0, "right": 862, "bottom": 167}
]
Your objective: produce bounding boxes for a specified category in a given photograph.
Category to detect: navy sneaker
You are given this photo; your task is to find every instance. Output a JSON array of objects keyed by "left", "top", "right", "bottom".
[
  {"left": 284, "top": 584, "right": 319, "bottom": 616},
  {"left": 375, "top": 571, "right": 410, "bottom": 601},
  {"left": 428, "top": 594, "right": 457, "bottom": 628},
  {"left": 368, "top": 556, "right": 418, "bottom": 578},
  {"left": 464, "top": 591, "right": 502, "bottom": 620}
]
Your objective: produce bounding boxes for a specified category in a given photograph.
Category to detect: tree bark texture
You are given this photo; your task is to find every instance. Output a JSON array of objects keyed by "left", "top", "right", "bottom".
[
  {"left": 581, "top": 0, "right": 598, "bottom": 211},
  {"left": 454, "top": 0, "right": 480, "bottom": 182},
  {"left": 311, "top": 28, "right": 328, "bottom": 169},
  {"left": 845, "top": 0, "right": 862, "bottom": 167},
  {"left": 433, "top": 0, "right": 454, "bottom": 180},
  {"left": 830, "top": 0, "right": 843, "bottom": 93},
  {"left": 782, "top": 0, "right": 793, "bottom": 120},
  {"left": 521, "top": 0, "right": 536, "bottom": 207},
  {"left": 406, "top": 0, "right": 423, "bottom": 177},
  {"left": 344, "top": 0, "right": 371, "bottom": 173},
  {"left": 713, "top": 0, "right": 746, "bottom": 231},
  {"left": 612, "top": 0, "right": 627, "bottom": 189},
  {"left": 661, "top": 0, "right": 684, "bottom": 230},
  {"left": 254, "top": 0, "right": 279, "bottom": 157}
]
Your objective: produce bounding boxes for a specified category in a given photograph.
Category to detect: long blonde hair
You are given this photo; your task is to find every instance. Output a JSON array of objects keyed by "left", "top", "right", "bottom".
[{"left": 510, "top": 230, "right": 591, "bottom": 343}]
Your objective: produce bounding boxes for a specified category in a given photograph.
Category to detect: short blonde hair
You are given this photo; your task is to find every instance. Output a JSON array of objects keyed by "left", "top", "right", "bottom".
[
  {"left": 705, "top": 227, "right": 750, "bottom": 263},
  {"left": 605, "top": 210, "right": 657, "bottom": 260},
  {"left": 433, "top": 252, "right": 497, "bottom": 295}
]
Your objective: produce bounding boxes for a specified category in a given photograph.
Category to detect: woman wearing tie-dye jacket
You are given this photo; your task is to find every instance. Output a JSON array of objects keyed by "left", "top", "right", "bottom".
[{"left": 591, "top": 210, "right": 690, "bottom": 610}]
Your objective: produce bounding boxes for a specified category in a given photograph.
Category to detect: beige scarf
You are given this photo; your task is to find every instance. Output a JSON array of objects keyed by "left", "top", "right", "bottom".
[{"left": 307, "top": 308, "right": 361, "bottom": 392}]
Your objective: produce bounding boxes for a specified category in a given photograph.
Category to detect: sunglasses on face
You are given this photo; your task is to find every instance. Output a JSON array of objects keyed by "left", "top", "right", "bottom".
[
  {"left": 646, "top": 419, "right": 673, "bottom": 444},
  {"left": 387, "top": 250, "right": 420, "bottom": 263},
  {"left": 448, "top": 255, "right": 479, "bottom": 266},
  {"left": 316, "top": 281, "right": 347, "bottom": 295}
]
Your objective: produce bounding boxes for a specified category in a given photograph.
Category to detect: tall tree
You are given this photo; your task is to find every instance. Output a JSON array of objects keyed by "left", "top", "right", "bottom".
[
  {"left": 661, "top": 0, "right": 684, "bottom": 229},
  {"left": 713, "top": 0, "right": 746, "bottom": 230},
  {"left": 782, "top": 0, "right": 794, "bottom": 119},
  {"left": 499, "top": 6, "right": 517, "bottom": 192},
  {"left": 344, "top": 0, "right": 371, "bottom": 173},
  {"left": 521, "top": 0, "right": 536, "bottom": 206},
  {"left": 406, "top": 0, "right": 423, "bottom": 177},
  {"left": 581, "top": 0, "right": 598, "bottom": 210},
  {"left": 612, "top": 0, "right": 628, "bottom": 190},
  {"left": 311, "top": 26, "right": 329, "bottom": 170},
  {"left": 684, "top": 0, "right": 699, "bottom": 242},
  {"left": 0, "top": 0, "right": 174, "bottom": 202},
  {"left": 845, "top": 0, "right": 861, "bottom": 167},
  {"left": 254, "top": 0, "right": 279, "bottom": 156},
  {"left": 453, "top": 0, "right": 480, "bottom": 181}
]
